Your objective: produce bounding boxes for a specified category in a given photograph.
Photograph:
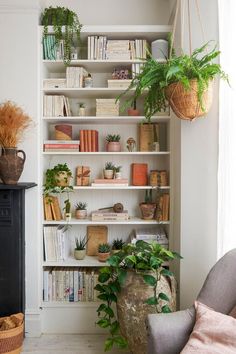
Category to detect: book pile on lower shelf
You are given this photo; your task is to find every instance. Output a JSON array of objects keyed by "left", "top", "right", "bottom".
[
  {"left": 91, "top": 210, "right": 129, "bottom": 221},
  {"left": 91, "top": 178, "right": 128, "bottom": 187},
  {"left": 43, "top": 226, "right": 70, "bottom": 261},
  {"left": 43, "top": 267, "right": 99, "bottom": 302},
  {"left": 44, "top": 140, "right": 80, "bottom": 152},
  {"left": 79, "top": 130, "right": 99, "bottom": 152},
  {"left": 96, "top": 99, "right": 119, "bottom": 117},
  {"left": 131, "top": 226, "right": 169, "bottom": 248},
  {"left": 43, "top": 95, "right": 71, "bottom": 117}
]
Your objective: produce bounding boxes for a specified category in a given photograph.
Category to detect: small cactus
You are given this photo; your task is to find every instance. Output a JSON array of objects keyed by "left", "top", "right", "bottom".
[
  {"left": 98, "top": 243, "right": 111, "bottom": 253},
  {"left": 112, "top": 238, "right": 125, "bottom": 250}
]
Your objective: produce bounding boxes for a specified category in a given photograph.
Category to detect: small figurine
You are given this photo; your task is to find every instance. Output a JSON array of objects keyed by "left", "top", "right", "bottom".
[{"left": 126, "top": 137, "right": 136, "bottom": 152}]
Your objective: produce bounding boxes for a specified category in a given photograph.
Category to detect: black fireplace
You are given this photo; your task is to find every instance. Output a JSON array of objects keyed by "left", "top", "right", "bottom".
[{"left": 0, "top": 183, "right": 36, "bottom": 316}]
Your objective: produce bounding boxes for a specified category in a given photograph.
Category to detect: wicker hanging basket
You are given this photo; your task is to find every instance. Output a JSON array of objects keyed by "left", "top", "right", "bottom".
[
  {"left": 165, "top": 79, "right": 213, "bottom": 121},
  {"left": 0, "top": 318, "right": 24, "bottom": 354}
]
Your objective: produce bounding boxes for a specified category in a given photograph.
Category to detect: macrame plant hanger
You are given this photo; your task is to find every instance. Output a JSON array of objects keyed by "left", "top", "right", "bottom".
[{"left": 167, "top": 0, "right": 213, "bottom": 121}]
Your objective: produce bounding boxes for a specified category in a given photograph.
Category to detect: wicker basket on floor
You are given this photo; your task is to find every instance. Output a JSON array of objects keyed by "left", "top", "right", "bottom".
[
  {"left": 0, "top": 315, "right": 24, "bottom": 354},
  {"left": 165, "top": 79, "right": 213, "bottom": 121}
]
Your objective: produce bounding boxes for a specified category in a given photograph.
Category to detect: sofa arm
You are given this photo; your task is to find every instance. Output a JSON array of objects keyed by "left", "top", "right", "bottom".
[{"left": 146, "top": 307, "right": 195, "bottom": 354}]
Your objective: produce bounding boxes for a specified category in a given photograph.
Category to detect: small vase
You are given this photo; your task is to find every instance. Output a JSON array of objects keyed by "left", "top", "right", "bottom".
[
  {"left": 104, "top": 169, "right": 114, "bottom": 179},
  {"left": 139, "top": 203, "right": 156, "bottom": 220},
  {"left": 75, "top": 209, "right": 87, "bottom": 219},
  {"left": 106, "top": 142, "right": 121, "bottom": 152},
  {"left": 64, "top": 213, "right": 71, "bottom": 222},
  {"left": 74, "top": 249, "right": 86, "bottom": 260},
  {"left": 0, "top": 147, "right": 26, "bottom": 184},
  {"left": 79, "top": 107, "right": 86, "bottom": 116},
  {"left": 98, "top": 252, "right": 110, "bottom": 262}
]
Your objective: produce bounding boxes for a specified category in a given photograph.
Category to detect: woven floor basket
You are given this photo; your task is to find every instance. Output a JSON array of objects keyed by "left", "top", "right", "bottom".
[
  {"left": 165, "top": 79, "right": 213, "bottom": 120},
  {"left": 0, "top": 322, "right": 23, "bottom": 354}
]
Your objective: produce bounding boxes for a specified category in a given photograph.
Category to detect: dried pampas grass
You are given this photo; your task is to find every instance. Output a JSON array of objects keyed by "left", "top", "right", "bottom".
[{"left": 0, "top": 101, "right": 32, "bottom": 147}]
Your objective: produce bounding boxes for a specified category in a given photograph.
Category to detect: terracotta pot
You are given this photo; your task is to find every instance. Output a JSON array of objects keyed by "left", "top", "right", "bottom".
[
  {"left": 75, "top": 209, "right": 87, "bottom": 219},
  {"left": 117, "top": 270, "right": 176, "bottom": 354},
  {"left": 106, "top": 142, "right": 121, "bottom": 152},
  {"left": 128, "top": 108, "right": 140, "bottom": 116},
  {"left": 104, "top": 169, "right": 114, "bottom": 179},
  {"left": 0, "top": 148, "right": 26, "bottom": 184},
  {"left": 74, "top": 249, "right": 86, "bottom": 260},
  {"left": 139, "top": 203, "right": 156, "bottom": 220},
  {"left": 98, "top": 252, "right": 110, "bottom": 262},
  {"left": 55, "top": 172, "right": 71, "bottom": 187}
]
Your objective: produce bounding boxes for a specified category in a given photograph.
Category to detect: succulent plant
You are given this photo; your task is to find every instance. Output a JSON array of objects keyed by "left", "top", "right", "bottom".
[
  {"left": 98, "top": 243, "right": 111, "bottom": 253},
  {"left": 75, "top": 235, "right": 88, "bottom": 250},
  {"left": 113, "top": 165, "right": 122, "bottom": 173},
  {"left": 112, "top": 238, "right": 125, "bottom": 250},
  {"left": 75, "top": 202, "right": 87, "bottom": 210},
  {"left": 106, "top": 134, "right": 121, "bottom": 142},
  {"left": 105, "top": 162, "right": 115, "bottom": 170}
]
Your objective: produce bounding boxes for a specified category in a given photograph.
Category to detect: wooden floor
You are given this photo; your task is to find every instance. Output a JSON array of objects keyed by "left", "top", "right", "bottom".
[{"left": 22, "top": 334, "right": 131, "bottom": 354}]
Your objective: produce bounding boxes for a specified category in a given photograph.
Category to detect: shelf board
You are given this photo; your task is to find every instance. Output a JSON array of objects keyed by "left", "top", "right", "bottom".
[
  {"left": 43, "top": 151, "right": 170, "bottom": 156},
  {"left": 42, "top": 301, "right": 100, "bottom": 308},
  {"left": 73, "top": 186, "right": 170, "bottom": 190},
  {"left": 43, "top": 255, "right": 106, "bottom": 267},
  {"left": 43, "top": 87, "right": 139, "bottom": 98},
  {"left": 43, "top": 217, "right": 170, "bottom": 225},
  {"left": 42, "top": 115, "right": 170, "bottom": 124}
]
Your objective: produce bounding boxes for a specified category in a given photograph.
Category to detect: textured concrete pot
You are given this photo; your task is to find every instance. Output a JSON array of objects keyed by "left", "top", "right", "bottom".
[
  {"left": 116, "top": 270, "right": 176, "bottom": 354},
  {"left": 74, "top": 249, "right": 86, "bottom": 260},
  {"left": 0, "top": 148, "right": 26, "bottom": 184}
]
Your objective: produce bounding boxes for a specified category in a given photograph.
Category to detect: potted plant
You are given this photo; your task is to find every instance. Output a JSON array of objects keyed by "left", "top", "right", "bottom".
[
  {"left": 95, "top": 241, "right": 181, "bottom": 353},
  {"left": 111, "top": 238, "right": 125, "bottom": 254},
  {"left": 0, "top": 101, "right": 32, "bottom": 184},
  {"left": 127, "top": 99, "right": 140, "bottom": 116},
  {"left": 44, "top": 163, "right": 72, "bottom": 193},
  {"left": 63, "top": 198, "right": 71, "bottom": 221},
  {"left": 104, "top": 162, "right": 115, "bottom": 179},
  {"left": 97, "top": 243, "right": 111, "bottom": 262},
  {"left": 139, "top": 190, "right": 156, "bottom": 220},
  {"left": 75, "top": 202, "right": 87, "bottom": 219},
  {"left": 74, "top": 235, "right": 88, "bottom": 260},
  {"left": 113, "top": 165, "right": 122, "bottom": 179},
  {"left": 41, "top": 6, "right": 82, "bottom": 64},
  {"left": 106, "top": 134, "right": 121, "bottom": 152},
  {"left": 120, "top": 42, "right": 228, "bottom": 121}
]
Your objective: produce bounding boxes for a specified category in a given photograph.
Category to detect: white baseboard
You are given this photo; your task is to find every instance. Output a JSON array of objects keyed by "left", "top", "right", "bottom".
[{"left": 25, "top": 311, "right": 42, "bottom": 337}]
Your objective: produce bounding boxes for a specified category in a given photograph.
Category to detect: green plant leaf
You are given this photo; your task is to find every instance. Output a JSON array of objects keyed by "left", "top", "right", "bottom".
[
  {"left": 145, "top": 296, "right": 158, "bottom": 305},
  {"left": 107, "top": 255, "right": 120, "bottom": 267},
  {"left": 104, "top": 337, "right": 114, "bottom": 351},
  {"left": 97, "top": 319, "right": 110, "bottom": 328},
  {"left": 98, "top": 272, "right": 110, "bottom": 283},
  {"left": 96, "top": 303, "right": 107, "bottom": 313},
  {"left": 117, "top": 269, "right": 127, "bottom": 285},
  {"left": 105, "top": 306, "right": 115, "bottom": 318},
  {"left": 97, "top": 293, "right": 109, "bottom": 301},
  {"left": 94, "top": 284, "right": 104, "bottom": 292},
  {"left": 158, "top": 292, "right": 169, "bottom": 302},
  {"left": 99, "top": 267, "right": 112, "bottom": 274},
  {"left": 110, "top": 320, "right": 119, "bottom": 335},
  {"left": 160, "top": 269, "right": 173, "bottom": 277},
  {"left": 126, "top": 255, "right": 137, "bottom": 264},
  {"left": 162, "top": 305, "right": 172, "bottom": 313},
  {"left": 143, "top": 274, "right": 157, "bottom": 286},
  {"left": 113, "top": 336, "right": 128, "bottom": 348}
]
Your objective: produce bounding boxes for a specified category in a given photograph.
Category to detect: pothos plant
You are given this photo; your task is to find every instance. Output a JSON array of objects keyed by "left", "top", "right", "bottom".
[
  {"left": 43, "top": 163, "right": 73, "bottom": 195},
  {"left": 41, "top": 6, "right": 82, "bottom": 64},
  {"left": 95, "top": 240, "right": 181, "bottom": 351}
]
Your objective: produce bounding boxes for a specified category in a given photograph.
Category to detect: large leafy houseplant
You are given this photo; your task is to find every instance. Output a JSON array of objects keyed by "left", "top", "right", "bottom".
[
  {"left": 95, "top": 240, "right": 181, "bottom": 352},
  {"left": 121, "top": 42, "right": 227, "bottom": 122},
  {"left": 41, "top": 6, "right": 82, "bottom": 64}
]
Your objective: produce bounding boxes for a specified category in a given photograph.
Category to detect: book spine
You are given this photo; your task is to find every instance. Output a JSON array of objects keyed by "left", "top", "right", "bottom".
[{"left": 80, "top": 130, "right": 84, "bottom": 152}]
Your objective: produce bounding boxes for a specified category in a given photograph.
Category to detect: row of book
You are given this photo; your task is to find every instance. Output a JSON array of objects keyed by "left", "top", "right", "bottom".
[
  {"left": 80, "top": 130, "right": 99, "bottom": 152},
  {"left": 157, "top": 193, "right": 170, "bottom": 222},
  {"left": 44, "top": 140, "right": 80, "bottom": 152},
  {"left": 43, "top": 95, "right": 71, "bottom": 117},
  {"left": 131, "top": 226, "right": 169, "bottom": 247},
  {"left": 43, "top": 35, "right": 64, "bottom": 60},
  {"left": 43, "top": 226, "right": 70, "bottom": 262},
  {"left": 87, "top": 37, "right": 147, "bottom": 60},
  {"left": 43, "top": 268, "right": 99, "bottom": 302},
  {"left": 44, "top": 196, "right": 62, "bottom": 221}
]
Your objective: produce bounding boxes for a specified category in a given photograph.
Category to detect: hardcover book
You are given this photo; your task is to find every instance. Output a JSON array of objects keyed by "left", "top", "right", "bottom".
[{"left": 132, "top": 163, "right": 148, "bottom": 186}]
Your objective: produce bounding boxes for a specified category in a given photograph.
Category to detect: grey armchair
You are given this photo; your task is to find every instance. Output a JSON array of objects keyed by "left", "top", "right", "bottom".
[{"left": 147, "top": 249, "right": 236, "bottom": 354}]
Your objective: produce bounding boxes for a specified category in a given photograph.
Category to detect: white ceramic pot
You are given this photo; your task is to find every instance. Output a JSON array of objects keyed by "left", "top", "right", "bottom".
[
  {"left": 104, "top": 169, "right": 114, "bottom": 179},
  {"left": 115, "top": 172, "right": 122, "bottom": 179},
  {"left": 107, "top": 142, "right": 121, "bottom": 152},
  {"left": 74, "top": 249, "right": 86, "bottom": 260},
  {"left": 79, "top": 107, "right": 86, "bottom": 116},
  {"left": 75, "top": 209, "right": 87, "bottom": 219}
]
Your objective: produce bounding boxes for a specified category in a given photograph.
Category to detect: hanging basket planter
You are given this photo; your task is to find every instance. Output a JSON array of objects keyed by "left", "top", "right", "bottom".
[{"left": 165, "top": 79, "right": 213, "bottom": 121}]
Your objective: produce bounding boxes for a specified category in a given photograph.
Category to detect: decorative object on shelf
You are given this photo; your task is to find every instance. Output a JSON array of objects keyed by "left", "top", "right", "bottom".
[
  {"left": 127, "top": 99, "right": 140, "bottom": 116},
  {"left": 151, "top": 39, "right": 169, "bottom": 60},
  {"left": 114, "top": 165, "right": 122, "bottom": 179},
  {"left": 132, "top": 163, "right": 148, "bottom": 186},
  {"left": 80, "top": 130, "right": 99, "bottom": 152},
  {"left": 156, "top": 193, "right": 170, "bottom": 222},
  {"left": 87, "top": 226, "right": 108, "bottom": 256},
  {"left": 97, "top": 243, "right": 111, "bottom": 262},
  {"left": 75, "top": 202, "right": 87, "bottom": 219},
  {"left": 112, "top": 67, "right": 131, "bottom": 80},
  {"left": 43, "top": 163, "right": 73, "bottom": 195},
  {"left": 104, "top": 162, "right": 115, "bottom": 179},
  {"left": 84, "top": 73, "right": 93, "bottom": 88},
  {"left": 63, "top": 198, "right": 71, "bottom": 221},
  {"left": 41, "top": 6, "right": 82, "bottom": 64},
  {"left": 74, "top": 235, "right": 88, "bottom": 260},
  {"left": 140, "top": 190, "right": 156, "bottom": 220},
  {"left": 98, "top": 202, "right": 124, "bottom": 214},
  {"left": 106, "top": 134, "right": 121, "bottom": 152},
  {"left": 0, "top": 101, "right": 32, "bottom": 184},
  {"left": 55, "top": 124, "right": 72, "bottom": 140},
  {"left": 107, "top": 79, "right": 132, "bottom": 89},
  {"left": 139, "top": 123, "right": 159, "bottom": 152},
  {"left": 96, "top": 99, "right": 119, "bottom": 117},
  {"left": 76, "top": 165, "right": 90, "bottom": 186},
  {"left": 92, "top": 208, "right": 128, "bottom": 222},
  {"left": 95, "top": 241, "right": 180, "bottom": 353},
  {"left": 78, "top": 103, "right": 86, "bottom": 116},
  {"left": 126, "top": 137, "right": 136, "bottom": 152},
  {"left": 0, "top": 313, "right": 24, "bottom": 354},
  {"left": 43, "top": 195, "right": 62, "bottom": 221},
  {"left": 70, "top": 46, "right": 78, "bottom": 60},
  {"left": 92, "top": 178, "right": 128, "bottom": 187},
  {"left": 111, "top": 238, "right": 125, "bottom": 254},
  {"left": 149, "top": 170, "right": 168, "bottom": 187}
]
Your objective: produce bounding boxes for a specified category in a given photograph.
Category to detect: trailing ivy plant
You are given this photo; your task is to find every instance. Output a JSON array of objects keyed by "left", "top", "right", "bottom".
[
  {"left": 95, "top": 240, "right": 181, "bottom": 352},
  {"left": 43, "top": 163, "right": 73, "bottom": 195},
  {"left": 119, "top": 42, "right": 228, "bottom": 122},
  {"left": 41, "top": 6, "right": 82, "bottom": 64}
]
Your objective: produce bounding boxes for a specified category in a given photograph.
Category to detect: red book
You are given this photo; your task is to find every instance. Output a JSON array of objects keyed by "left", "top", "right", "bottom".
[
  {"left": 92, "top": 130, "right": 96, "bottom": 152},
  {"left": 80, "top": 130, "right": 84, "bottom": 152},
  {"left": 84, "top": 130, "right": 88, "bottom": 152},
  {"left": 44, "top": 144, "right": 79, "bottom": 149},
  {"left": 132, "top": 163, "right": 148, "bottom": 186},
  {"left": 88, "top": 130, "right": 92, "bottom": 152},
  {"left": 95, "top": 131, "right": 99, "bottom": 152}
]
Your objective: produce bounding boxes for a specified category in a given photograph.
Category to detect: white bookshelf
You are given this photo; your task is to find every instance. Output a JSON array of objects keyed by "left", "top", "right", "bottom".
[{"left": 40, "top": 24, "right": 173, "bottom": 333}]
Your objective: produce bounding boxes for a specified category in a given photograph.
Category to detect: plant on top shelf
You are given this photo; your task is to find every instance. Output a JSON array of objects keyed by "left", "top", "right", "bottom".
[
  {"left": 139, "top": 190, "right": 156, "bottom": 220},
  {"left": 74, "top": 235, "right": 88, "bottom": 260},
  {"left": 98, "top": 243, "right": 111, "bottom": 262},
  {"left": 119, "top": 42, "right": 228, "bottom": 122},
  {"left": 75, "top": 201, "right": 88, "bottom": 220},
  {"left": 111, "top": 238, "right": 125, "bottom": 254},
  {"left": 106, "top": 134, "right": 121, "bottom": 153},
  {"left": 41, "top": 6, "right": 82, "bottom": 64},
  {"left": 104, "top": 162, "right": 115, "bottom": 180},
  {"left": 95, "top": 241, "right": 181, "bottom": 353}
]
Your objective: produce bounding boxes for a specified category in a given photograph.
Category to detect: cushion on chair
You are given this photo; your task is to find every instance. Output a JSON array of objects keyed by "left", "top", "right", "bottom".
[{"left": 180, "top": 301, "right": 236, "bottom": 354}]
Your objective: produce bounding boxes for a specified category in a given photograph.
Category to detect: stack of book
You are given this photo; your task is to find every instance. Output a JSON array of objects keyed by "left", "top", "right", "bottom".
[
  {"left": 156, "top": 194, "right": 170, "bottom": 222},
  {"left": 43, "top": 196, "right": 62, "bottom": 221},
  {"left": 131, "top": 226, "right": 169, "bottom": 248},
  {"left": 43, "top": 95, "right": 71, "bottom": 117},
  {"left": 92, "top": 178, "right": 128, "bottom": 187},
  {"left": 43, "top": 79, "right": 67, "bottom": 89},
  {"left": 130, "top": 39, "right": 147, "bottom": 59},
  {"left": 106, "top": 40, "right": 130, "bottom": 60},
  {"left": 43, "top": 267, "right": 99, "bottom": 302},
  {"left": 43, "top": 226, "right": 70, "bottom": 262},
  {"left": 107, "top": 79, "right": 132, "bottom": 89},
  {"left": 44, "top": 140, "right": 80, "bottom": 152},
  {"left": 66, "top": 67, "right": 88, "bottom": 88},
  {"left": 80, "top": 130, "right": 99, "bottom": 152},
  {"left": 91, "top": 210, "right": 129, "bottom": 221},
  {"left": 87, "top": 35, "right": 107, "bottom": 60},
  {"left": 96, "top": 99, "right": 119, "bottom": 117}
]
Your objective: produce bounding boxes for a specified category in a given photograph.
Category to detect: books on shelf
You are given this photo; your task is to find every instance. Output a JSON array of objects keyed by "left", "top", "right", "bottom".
[
  {"left": 44, "top": 140, "right": 80, "bottom": 152},
  {"left": 43, "top": 95, "right": 71, "bottom": 117},
  {"left": 79, "top": 130, "right": 99, "bottom": 152},
  {"left": 92, "top": 178, "right": 128, "bottom": 187},
  {"left": 132, "top": 163, "right": 148, "bottom": 186},
  {"left": 43, "top": 226, "right": 70, "bottom": 262},
  {"left": 43, "top": 267, "right": 99, "bottom": 302},
  {"left": 107, "top": 79, "right": 132, "bottom": 89},
  {"left": 156, "top": 193, "right": 170, "bottom": 222},
  {"left": 96, "top": 99, "right": 119, "bottom": 117},
  {"left": 91, "top": 210, "right": 129, "bottom": 221},
  {"left": 43, "top": 35, "right": 65, "bottom": 60},
  {"left": 66, "top": 67, "right": 88, "bottom": 88},
  {"left": 131, "top": 226, "right": 169, "bottom": 247},
  {"left": 43, "top": 79, "right": 67, "bottom": 89},
  {"left": 44, "top": 196, "right": 62, "bottom": 221}
]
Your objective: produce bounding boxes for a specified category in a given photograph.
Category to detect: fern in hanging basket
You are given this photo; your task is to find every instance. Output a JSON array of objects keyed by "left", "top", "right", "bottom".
[{"left": 120, "top": 42, "right": 228, "bottom": 121}]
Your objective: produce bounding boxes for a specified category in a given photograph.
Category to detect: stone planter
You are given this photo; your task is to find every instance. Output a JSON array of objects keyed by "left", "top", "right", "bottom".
[
  {"left": 139, "top": 203, "right": 156, "bottom": 220},
  {"left": 0, "top": 148, "right": 26, "bottom": 184},
  {"left": 74, "top": 249, "right": 86, "bottom": 260},
  {"left": 56, "top": 171, "right": 71, "bottom": 187},
  {"left": 98, "top": 252, "right": 110, "bottom": 262},
  {"left": 104, "top": 169, "right": 114, "bottom": 179},
  {"left": 75, "top": 209, "right": 87, "bottom": 219},
  {"left": 116, "top": 270, "right": 176, "bottom": 354},
  {"left": 106, "top": 142, "right": 121, "bottom": 152}
]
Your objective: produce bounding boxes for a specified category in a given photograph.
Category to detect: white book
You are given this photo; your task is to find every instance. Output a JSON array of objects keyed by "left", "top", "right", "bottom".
[
  {"left": 64, "top": 270, "right": 70, "bottom": 301},
  {"left": 69, "top": 270, "right": 74, "bottom": 302},
  {"left": 43, "top": 270, "right": 49, "bottom": 301},
  {"left": 88, "top": 36, "right": 91, "bottom": 60},
  {"left": 74, "top": 270, "right": 79, "bottom": 302},
  {"left": 48, "top": 272, "right": 53, "bottom": 301},
  {"left": 52, "top": 269, "right": 56, "bottom": 301}
]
